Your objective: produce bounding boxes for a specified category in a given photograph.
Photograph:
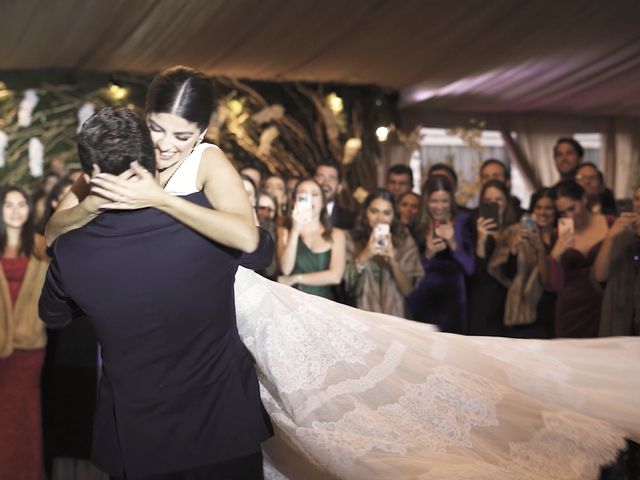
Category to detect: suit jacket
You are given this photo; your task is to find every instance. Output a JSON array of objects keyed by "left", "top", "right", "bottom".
[
  {"left": 330, "top": 203, "right": 356, "bottom": 230},
  {"left": 39, "top": 192, "right": 273, "bottom": 478}
]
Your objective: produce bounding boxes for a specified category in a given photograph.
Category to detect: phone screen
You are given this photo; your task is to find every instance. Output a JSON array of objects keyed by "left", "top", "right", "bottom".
[
  {"left": 295, "top": 193, "right": 312, "bottom": 224},
  {"left": 558, "top": 217, "right": 574, "bottom": 236},
  {"left": 479, "top": 202, "right": 500, "bottom": 230},
  {"left": 374, "top": 223, "right": 390, "bottom": 248}
]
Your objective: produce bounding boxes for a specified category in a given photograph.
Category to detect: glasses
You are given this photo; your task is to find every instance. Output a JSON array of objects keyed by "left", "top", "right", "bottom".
[{"left": 257, "top": 206, "right": 274, "bottom": 213}]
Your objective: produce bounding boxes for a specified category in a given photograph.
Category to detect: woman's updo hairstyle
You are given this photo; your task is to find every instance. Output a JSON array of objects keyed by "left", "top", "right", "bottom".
[{"left": 146, "top": 66, "right": 214, "bottom": 131}]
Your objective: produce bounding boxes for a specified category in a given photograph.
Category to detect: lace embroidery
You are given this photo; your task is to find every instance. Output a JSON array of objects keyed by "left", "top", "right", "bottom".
[
  {"left": 308, "top": 366, "right": 504, "bottom": 456},
  {"left": 294, "top": 340, "right": 407, "bottom": 419},
  {"left": 505, "top": 411, "right": 625, "bottom": 479}
]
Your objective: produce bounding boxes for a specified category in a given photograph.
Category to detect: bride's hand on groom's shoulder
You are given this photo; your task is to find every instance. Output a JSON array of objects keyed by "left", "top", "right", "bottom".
[{"left": 90, "top": 162, "right": 167, "bottom": 210}]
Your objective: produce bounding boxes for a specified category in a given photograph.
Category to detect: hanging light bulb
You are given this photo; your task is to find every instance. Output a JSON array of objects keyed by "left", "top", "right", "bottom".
[
  {"left": 228, "top": 99, "right": 243, "bottom": 115},
  {"left": 108, "top": 83, "right": 128, "bottom": 101},
  {"left": 0, "top": 82, "right": 11, "bottom": 100},
  {"left": 376, "top": 126, "right": 389, "bottom": 142},
  {"left": 327, "top": 93, "right": 343, "bottom": 113}
]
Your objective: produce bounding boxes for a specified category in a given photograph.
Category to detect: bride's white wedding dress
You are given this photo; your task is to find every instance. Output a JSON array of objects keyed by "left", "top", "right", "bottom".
[{"left": 169, "top": 144, "right": 640, "bottom": 480}]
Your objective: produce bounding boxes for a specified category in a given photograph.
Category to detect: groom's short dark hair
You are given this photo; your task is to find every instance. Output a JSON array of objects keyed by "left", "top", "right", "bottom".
[{"left": 78, "top": 108, "right": 156, "bottom": 175}]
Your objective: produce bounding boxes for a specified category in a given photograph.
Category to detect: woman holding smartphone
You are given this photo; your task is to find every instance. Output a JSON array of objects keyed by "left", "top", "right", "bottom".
[
  {"left": 276, "top": 179, "right": 345, "bottom": 299},
  {"left": 344, "top": 189, "right": 423, "bottom": 317},
  {"left": 550, "top": 180, "right": 612, "bottom": 338},
  {"left": 488, "top": 188, "right": 558, "bottom": 338},
  {"left": 407, "top": 175, "right": 474, "bottom": 332},
  {"left": 467, "top": 179, "right": 519, "bottom": 336}
]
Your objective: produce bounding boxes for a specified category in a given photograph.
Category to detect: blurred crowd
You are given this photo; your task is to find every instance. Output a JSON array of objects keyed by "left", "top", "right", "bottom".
[{"left": 238, "top": 136, "right": 640, "bottom": 339}]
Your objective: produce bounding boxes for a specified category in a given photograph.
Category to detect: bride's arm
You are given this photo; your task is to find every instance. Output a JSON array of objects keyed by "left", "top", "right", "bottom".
[
  {"left": 44, "top": 174, "right": 105, "bottom": 246},
  {"left": 91, "top": 148, "right": 259, "bottom": 252}
]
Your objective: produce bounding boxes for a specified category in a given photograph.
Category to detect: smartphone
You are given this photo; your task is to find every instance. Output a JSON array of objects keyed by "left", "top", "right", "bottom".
[
  {"left": 374, "top": 223, "right": 390, "bottom": 249},
  {"left": 520, "top": 213, "right": 537, "bottom": 233},
  {"left": 431, "top": 218, "right": 448, "bottom": 238},
  {"left": 479, "top": 202, "right": 500, "bottom": 230},
  {"left": 295, "top": 192, "right": 312, "bottom": 224},
  {"left": 558, "top": 217, "right": 574, "bottom": 237},
  {"left": 432, "top": 219, "right": 441, "bottom": 238}
]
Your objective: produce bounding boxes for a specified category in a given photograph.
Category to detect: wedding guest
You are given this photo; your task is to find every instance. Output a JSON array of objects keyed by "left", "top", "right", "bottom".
[
  {"left": 256, "top": 190, "right": 278, "bottom": 224},
  {"left": 480, "top": 158, "right": 524, "bottom": 218},
  {"left": 488, "top": 188, "right": 557, "bottom": 339},
  {"left": 240, "top": 177, "right": 278, "bottom": 280},
  {"left": 344, "top": 189, "right": 423, "bottom": 317},
  {"left": 407, "top": 176, "right": 474, "bottom": 332},
  {"left": 39, "top": 175, "right": 98, "bottom": 478},
  {"left": 574, "top": 162, "right": 617, "bottom": 215},
  {"left": 549, "top": 180, "right": 612, "bottom": 338},
  {"left": 0, "top": 185, "right": 49, "bottom": 480},
  {"left": 427, "top": 163, "right": 458, "bottom": 187},
  {"left": 593, "top": 184, "right": 640, "bottom": 336},
  {"left": 32, "top": 171, "right": 61, "bottom": 229},
  {"left": 240, "top": 164, "right": 263, "bottom": 189},
  {"left": 427, "top": 163, "right": 471, "bottom": 213},
  {"left": 467, "top": 180, "right": 519, "bottom": 336},
  {"left": 277, "top": 179, "right": 345, "bottom": 299},
  {"left": 285, "top": 175, "right": 300, "bottom": 207},
  {"left": 396, "top": 191, "right": 420, "bottom": 237},
  {"left": 553, "top": 137, "right": 583, "bottom": 183},
  {"left": 264, "top": 174, "right": 288, "bottom": 221},
  {"left": 313, "top": 160, "right": 355, "bottom": 230},
  {"left": 480, "top": 158, "right": 509, "bottom": 185},
  {"left": 36, "top": 177, "right": 74, "bottom": 234},
  {"left": 385, "top": 164, "right": 413, "bottom": 200},
  {"left": 241, "top": 174, "right": 258, "bottom": 211}
]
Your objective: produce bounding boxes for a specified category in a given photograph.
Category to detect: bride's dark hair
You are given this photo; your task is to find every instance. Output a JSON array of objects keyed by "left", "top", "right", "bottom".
[{"left": 146, "top": 66, "right": 214, "bottom": 131}]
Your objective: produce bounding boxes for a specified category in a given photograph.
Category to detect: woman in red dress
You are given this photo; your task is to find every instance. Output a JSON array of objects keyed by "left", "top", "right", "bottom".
[
  {"left": 0, "top": 185, "right": 49, "bottom": 480},
  {"left": 550, "top": 180, "right": 612, "bottom": 338}
]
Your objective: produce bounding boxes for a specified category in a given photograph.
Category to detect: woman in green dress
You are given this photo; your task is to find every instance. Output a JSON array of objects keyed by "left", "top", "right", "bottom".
[{"left": 276, "top": 178, "right": 345, "bottom": 300}]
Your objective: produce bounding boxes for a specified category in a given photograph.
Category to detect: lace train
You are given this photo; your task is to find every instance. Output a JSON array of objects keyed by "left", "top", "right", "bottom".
[{"left": 235, "top": 267, "right": 639, "bottom": 479}]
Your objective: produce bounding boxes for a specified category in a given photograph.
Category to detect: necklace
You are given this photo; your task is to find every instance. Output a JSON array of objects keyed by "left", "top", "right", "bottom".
[{"left": 159, "top": 158, "right": 187, "bottom": 189}]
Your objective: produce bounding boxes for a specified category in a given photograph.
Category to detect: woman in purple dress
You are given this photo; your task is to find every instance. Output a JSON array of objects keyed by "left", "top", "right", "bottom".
[{"left": 407, "top": 175, "right": 474, "bottom": 333}]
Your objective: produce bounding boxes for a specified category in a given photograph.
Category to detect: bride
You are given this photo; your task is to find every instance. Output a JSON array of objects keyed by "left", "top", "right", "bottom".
[{"left": 47, "top": 66, "right": 639, "bottom": 479}]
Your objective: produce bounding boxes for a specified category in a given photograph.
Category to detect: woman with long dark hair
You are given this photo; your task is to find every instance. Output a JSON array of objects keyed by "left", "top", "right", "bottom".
[
  {"left": 276, "top": 178, "right": 345, "bottom": 299},
  {"left": 0, "top": 185, "right": 49, "bottom": 480},
  {"left": 407, "top": 175, "right": 474, "bottom": 332},
  {"left": 550, "top": 180, "right": 612, "bottom": 338},
  {"left": 46, "top": 66, "right": 257, "bottom": 253},
  {"left": 467, "top": 179, "right": 519, "bottom": 336},
  {"left": 344, "top": 188, "right": 423, "bottom": 317}
]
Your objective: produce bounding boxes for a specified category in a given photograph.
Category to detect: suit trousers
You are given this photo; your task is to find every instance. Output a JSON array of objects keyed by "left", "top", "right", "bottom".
[{"left": 109, "top": 450, "right": 263, "bottom": 480}]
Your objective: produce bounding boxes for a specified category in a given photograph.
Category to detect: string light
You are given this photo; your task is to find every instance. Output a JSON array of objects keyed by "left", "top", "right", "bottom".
[
  {"left": 376, "top": 126, "right": 389, "bottom": 142},
  {"left": 327, "top": 93, "right": 343, "bottom": 113},
  {"left": 228, "top": 99, "right": 243, "bottom": 115},
  {"left": 108, "top": 83, "right": 128, "bottom": 101},
  {"left": 0, "top": 82, "right": 11, "bottom": 100}
]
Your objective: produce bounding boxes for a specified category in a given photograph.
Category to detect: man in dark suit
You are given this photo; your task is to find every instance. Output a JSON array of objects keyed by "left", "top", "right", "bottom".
[
  {"left": 39, "top": 108, "right": 273, "bottom": 480},
  {"left": 313, "top": 159, "right": 355, "bottom": 230}
]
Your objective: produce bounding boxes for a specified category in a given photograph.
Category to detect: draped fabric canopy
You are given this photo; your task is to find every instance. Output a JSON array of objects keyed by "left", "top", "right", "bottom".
[{"left": 2, "top": 0, "right": 640, "bottom": 117}]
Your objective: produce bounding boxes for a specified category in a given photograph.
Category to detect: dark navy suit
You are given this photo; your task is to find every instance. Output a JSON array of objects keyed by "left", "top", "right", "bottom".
[{"left": 39, "top": 192, "right": 273, "bottom": 478}]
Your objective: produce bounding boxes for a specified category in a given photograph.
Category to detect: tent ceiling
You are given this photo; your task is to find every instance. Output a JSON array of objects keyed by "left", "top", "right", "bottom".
[{"left": 2, "top": 0, "right": 640, "bottom": 116}]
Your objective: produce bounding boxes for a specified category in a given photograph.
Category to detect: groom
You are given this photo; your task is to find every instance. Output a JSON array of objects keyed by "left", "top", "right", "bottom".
[{"left": 39, "top": 108, "right": 273, "bottom": 479}]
